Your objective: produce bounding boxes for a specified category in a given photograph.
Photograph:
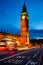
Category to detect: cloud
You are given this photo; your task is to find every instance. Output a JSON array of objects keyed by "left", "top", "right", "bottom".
[{"left": 30, "top": 21, "right": 43, "bottom": 30}]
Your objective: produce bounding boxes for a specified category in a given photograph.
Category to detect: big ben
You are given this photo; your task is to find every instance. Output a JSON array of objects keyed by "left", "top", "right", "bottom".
[{"left": 20, "top": 3, "right": 29, "bottom": 46}]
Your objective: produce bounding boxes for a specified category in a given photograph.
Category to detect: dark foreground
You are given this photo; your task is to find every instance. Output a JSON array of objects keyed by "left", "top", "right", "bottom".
[{"left": 0, "top": 48, "right": 43, "bottom": 65}]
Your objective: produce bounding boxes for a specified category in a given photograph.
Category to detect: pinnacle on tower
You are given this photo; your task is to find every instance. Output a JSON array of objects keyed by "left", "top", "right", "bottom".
[
  {"left": 22, "top": 3, "right": 27, "bottom": 12},
  {"left": 21, "top": 0, "right": 28, "bottom": 15},
  {"left": 22, "top": 0, "right": 27, "bottom": 12}
]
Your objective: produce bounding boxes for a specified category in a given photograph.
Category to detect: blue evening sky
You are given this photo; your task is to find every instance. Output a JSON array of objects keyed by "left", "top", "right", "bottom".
[{"left": 0, "top": 0, "right": 43, "bottom": 34}]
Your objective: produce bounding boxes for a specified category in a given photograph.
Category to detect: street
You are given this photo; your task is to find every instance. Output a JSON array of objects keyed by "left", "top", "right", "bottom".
[{"left": 0, "top": 48, "right": 43, "bottom": 65}]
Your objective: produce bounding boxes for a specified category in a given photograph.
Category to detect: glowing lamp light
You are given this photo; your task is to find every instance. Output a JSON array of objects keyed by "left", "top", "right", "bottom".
[{"left": 16, "top": 41, "right": 20, "bottom": 46}]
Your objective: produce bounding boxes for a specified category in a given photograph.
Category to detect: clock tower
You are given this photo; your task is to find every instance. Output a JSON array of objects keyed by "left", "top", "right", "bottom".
[{"left": 20, "top": 3, "right": 29, "bottom": 46}]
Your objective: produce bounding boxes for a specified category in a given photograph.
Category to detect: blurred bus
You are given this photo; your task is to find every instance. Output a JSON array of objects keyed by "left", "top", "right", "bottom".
[
  {"left": 0, "top": 38, "right": 17, "bottom": 51},
  {"left": 0, "top": 42, "right": 8, "bottom": 50}
]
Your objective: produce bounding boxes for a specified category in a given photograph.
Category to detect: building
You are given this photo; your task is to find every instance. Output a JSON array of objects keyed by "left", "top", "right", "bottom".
[{"left": 0, "top": 3, "right": 30, "bottom": 47}]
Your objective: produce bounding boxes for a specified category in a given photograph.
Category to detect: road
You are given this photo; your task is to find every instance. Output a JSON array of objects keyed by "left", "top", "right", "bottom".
[{"left": 0, "top": 48, "right": 43, "bottom": 65}]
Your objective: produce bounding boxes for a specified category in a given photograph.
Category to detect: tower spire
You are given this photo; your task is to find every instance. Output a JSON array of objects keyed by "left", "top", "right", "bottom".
[{"left": 22, "top": 0, "right": 27, "bottom": 13}]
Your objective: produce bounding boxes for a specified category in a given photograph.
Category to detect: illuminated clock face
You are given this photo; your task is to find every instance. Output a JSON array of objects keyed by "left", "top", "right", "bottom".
[{"left": 22, "top": 15, "right": 25, "bottom": 19}]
